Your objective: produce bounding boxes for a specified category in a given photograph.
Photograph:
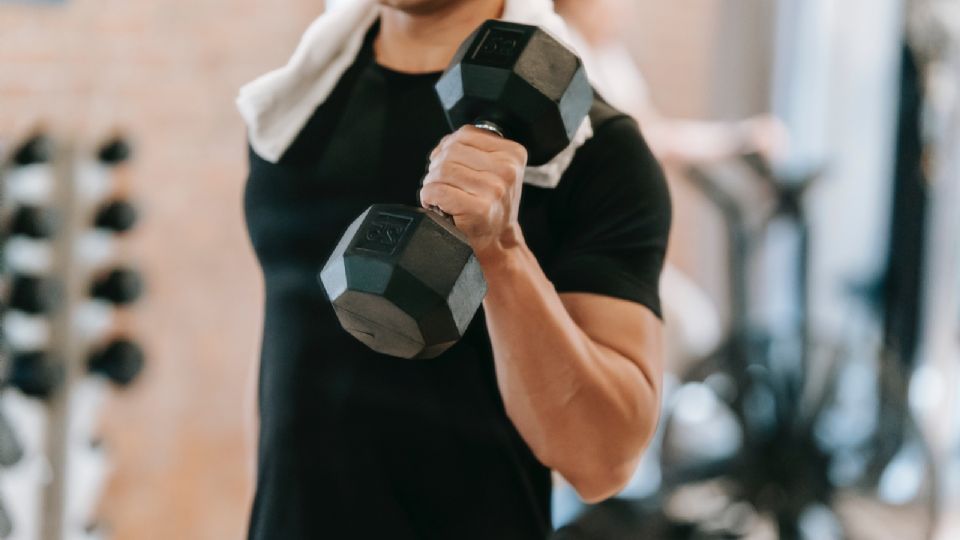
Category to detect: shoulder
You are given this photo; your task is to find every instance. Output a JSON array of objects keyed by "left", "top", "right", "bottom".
[
  {"left": 561, "top": 98, "right": 670, "bottom": 218},
  {"left": 581, "top": 98, "right": 655, "bottom": 169}
]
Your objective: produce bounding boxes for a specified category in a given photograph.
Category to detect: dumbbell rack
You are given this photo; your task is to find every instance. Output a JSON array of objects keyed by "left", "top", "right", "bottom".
[
  {"left": 41, "top": 141, "right": 88, "bottom": 540},
  {"left": 1, "top": 134, "right": 144, "bottom": 540}
]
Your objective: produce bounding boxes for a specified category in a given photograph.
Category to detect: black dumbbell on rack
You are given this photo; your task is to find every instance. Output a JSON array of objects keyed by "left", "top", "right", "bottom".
[
  {"left": 7, "top": 275, "right": 61, "bottom": 316},
  {"left": 90, "top": 267, "right": 144, "bottom": 306},
  {"left": 93, "top": 200, "right": 138, "bottom": 234},
  {"left": 88, "top": 338, "right": 144, "bottom": 388},
  {"left": 3, "top": 350, "right": 65, "bottom": 400},
  {"left": 11, "top": 134, "right": 53, "bottom": 168},
  {"left": 7, "top": 206, "right": 58, "bottom": 240}
]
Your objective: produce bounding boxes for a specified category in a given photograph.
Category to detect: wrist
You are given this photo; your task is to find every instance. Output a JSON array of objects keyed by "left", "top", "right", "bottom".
[{"left": 475, "top": 224, "right": 527, "bottom": 272}]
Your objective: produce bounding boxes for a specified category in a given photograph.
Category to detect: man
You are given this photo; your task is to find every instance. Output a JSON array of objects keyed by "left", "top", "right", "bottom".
[{"left": 238, "top": 0, "right": 670, "bottom": 538}]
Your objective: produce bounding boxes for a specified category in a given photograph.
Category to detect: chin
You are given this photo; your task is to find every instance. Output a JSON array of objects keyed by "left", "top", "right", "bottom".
[{"left": 377, "top": 0, "right": 463, "bottom": 15}]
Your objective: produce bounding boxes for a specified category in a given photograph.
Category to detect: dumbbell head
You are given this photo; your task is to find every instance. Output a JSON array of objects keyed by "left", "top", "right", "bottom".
[
  {"left": 8, "top": 206, "right": 57, "bottom": 239},
  {"left": 12, "top": 134, "right": 52, "bottom": 166},
  {"left": 7, "top": 351, "right": 64, "bottom": 399},
  {"left": 97, "top": 136, "right": 132, "bottom": 165},
  {"left": 90, "top": 267, "right": 144, "bottom": 305},
  {"left": 93, "top": 200, "right": 138, "bottom": 233},
  {"left": 8, "top": 275, "right": 61, "bottom": 315},
  {"left": 89, "top": 338, "right": 144, "bottom": 387},
  {"left": 435, "top": 20, "right": 593, "bottom": 166},
  {"left": 320, "top": 205, "right": 486, "bottom": 359}
]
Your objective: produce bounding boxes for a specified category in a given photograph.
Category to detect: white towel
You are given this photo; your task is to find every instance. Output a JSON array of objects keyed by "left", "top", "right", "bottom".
[{"left": 236, "top": 0, "right": 601, "bottom": 188}]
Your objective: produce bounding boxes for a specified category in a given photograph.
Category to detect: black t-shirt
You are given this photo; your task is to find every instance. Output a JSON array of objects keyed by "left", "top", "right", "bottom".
[{"left": 243, "top": 25, "right": 670, "bottom": 540}]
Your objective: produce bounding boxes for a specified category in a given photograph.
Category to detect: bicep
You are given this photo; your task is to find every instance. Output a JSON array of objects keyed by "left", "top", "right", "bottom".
[{"left": 559, "top": 292, "right": 663, "bottom": 394}]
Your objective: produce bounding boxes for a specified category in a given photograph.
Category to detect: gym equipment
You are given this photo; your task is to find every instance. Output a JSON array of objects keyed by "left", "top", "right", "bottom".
[
  {"left": 554, "top": 154, "right": 940, "bottom": 540},
  {"left": 12, "top": 134, "right": 52, "bottom": 167},
  {"left": 96, "top": 137, "right": 132, "bottom": 165},
  {"left": 6, "top": 351, "right": 64, "bottom": 399},
  {"left": 321, "top": 20, "right": 593, "bottom": 359},
  {"left": 8, "top": 275, "right": 61, "bottom": 315},
  {"left": 93, "top": 200, "right": 138, "bottom": 233},
  {"left": 8, "top": 206, "right": 57, "bottom": 240},
  {"left": 1, "top": 133, "right": 148, "bottom": 540},
  {"left": 90, "top": 267, "right": 143, "bottom": 305},
  {"left": 88, "top": 339, "right": 144, "bottom": 387}
]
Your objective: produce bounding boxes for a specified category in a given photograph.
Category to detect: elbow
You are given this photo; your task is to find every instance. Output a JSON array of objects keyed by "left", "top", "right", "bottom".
[
  {"left": 557, "top": 401, "right": 662, "bottom": 504},
  {"left": 565, "top": 458, "right": 638, "bottom": 504}
]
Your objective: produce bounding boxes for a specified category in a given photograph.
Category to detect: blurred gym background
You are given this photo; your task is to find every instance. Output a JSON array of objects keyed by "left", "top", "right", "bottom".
[{"left": 1, "top": 0, "right": 958, "bottom": 539}]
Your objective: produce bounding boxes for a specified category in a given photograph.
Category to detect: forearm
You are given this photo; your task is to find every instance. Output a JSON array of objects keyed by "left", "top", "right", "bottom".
[{"left": 479, "top": 239, "right": 661, "bottom": 501}]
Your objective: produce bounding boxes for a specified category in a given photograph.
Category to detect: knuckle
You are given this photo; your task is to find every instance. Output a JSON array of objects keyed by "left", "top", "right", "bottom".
[
  {"left": 422, "top": 169, "right": 440, "bottom": 184},
  {"left": 490, "top": 182, "right": 506, "bottom": 201},
  {"left": 439, "top": 161, "right": 459, "bottom": 178},
  {"left": 512, "top": 143, "right": 528, "bottom": 162},
  {"left": 494, "top": 160, "right": 517, "bottom": 183}
]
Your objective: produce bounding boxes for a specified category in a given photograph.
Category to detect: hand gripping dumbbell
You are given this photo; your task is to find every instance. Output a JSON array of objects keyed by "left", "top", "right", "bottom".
[{"left": 320, "top": 20, "right": 593, "bottom": 359}]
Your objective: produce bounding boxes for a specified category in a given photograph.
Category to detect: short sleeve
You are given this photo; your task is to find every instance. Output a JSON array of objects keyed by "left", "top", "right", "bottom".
[{"left": 545, "top": 116, "right": 672, "bottom": 318}]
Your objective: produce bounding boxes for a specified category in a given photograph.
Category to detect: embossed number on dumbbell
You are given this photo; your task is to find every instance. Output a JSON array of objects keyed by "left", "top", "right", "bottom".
[
  {"left": 473, "top": 29, "right": 525, "bottom": 67},
  {"left": 355, "top": 213, "right": 413, "bottom": 255}
]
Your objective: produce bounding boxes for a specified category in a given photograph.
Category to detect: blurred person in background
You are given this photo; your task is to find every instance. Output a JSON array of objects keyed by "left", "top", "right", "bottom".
[
  {"left": 554, "top": 0, "right": 788, "bottom": 386},
  {"left": 555, "top": 0, "right": 786, "bottom": 166},
  {"left": 237, "top": 0, "right": 669, "bottom": 538}
]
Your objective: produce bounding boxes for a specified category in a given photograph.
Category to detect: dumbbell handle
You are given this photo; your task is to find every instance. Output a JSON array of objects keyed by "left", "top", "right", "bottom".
[
  {"left": 473, "top": 120, "right": 505, "bottom": 138},
  {"left": 427, "top": 119, "right": 506, "bottom": 220}
]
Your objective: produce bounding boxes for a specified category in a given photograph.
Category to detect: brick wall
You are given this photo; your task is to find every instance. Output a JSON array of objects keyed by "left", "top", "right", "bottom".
[{"left": 1, "top": 1, "right": 322, "bottom": 538}]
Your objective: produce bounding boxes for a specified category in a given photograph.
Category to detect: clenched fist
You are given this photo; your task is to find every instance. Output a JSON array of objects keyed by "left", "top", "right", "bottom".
[{"left": 420, "top": 126, "right": 528, "bottom": 263}]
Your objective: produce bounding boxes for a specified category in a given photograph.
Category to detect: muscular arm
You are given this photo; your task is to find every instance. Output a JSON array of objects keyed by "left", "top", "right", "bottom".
[
  {"left": 420, "top": 125, "right": 666, "bottom": 502},
  {"left": 482, "top": 245, "right": 663, "bottom": 502}
]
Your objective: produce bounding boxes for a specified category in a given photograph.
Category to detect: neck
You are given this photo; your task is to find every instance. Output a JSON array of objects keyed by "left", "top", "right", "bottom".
[{"left": 375, "top": 0, "right": 505, "bottom": 73}]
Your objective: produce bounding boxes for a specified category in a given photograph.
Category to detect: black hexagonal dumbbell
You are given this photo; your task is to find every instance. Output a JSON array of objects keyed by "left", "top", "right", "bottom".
[
  {"left": 90, "top": 267, "right": 143, "bottom": 305},
  {"left": 8, "top": 206, "right": 58, "bottom": 239},
  {"left": 97, "top": 136, "right": 132, "bottom": 166},
  {"left": 88, "top": 338, "right": 144, "bottom": 387},
  {"left": 8, "top": 275, "right": 61, "bottom": 315},
  {"left": 321, "top": 20, "right": 592, "bottom": 359},
  {"left": 93, "top": 200, "right": 138, "bottom": 233},
  {"left": 12, "top": 134, "right": 53, "bottom": 167},
  {"left": 321, "top": 206, "right": 487, "bottom": 359},
  {"left": 5, "top": 351, "right": 64, "bottom": 399}
]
